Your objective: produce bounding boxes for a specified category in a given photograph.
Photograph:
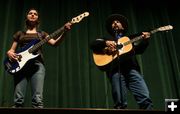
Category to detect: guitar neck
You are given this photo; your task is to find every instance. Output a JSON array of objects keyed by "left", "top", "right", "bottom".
[
  {"left": 29, "top": 26, "right": 66, "bottom": 53},
  {"left": 29, "top": 12, "right": 89, "bottom": 53},
  {"left": 123, "top": 29, "right": 159, "bottom": 46}
]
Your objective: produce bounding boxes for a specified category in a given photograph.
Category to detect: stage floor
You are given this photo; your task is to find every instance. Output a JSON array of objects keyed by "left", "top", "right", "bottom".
[{"left": 0, "top": 107, "right": 164, "bottom": 113}]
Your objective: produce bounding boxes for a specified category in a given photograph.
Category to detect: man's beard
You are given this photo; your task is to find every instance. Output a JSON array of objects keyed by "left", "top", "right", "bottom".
[
  {"left": 113, "top": 28, "right": 124, "bottom": 34},
  {"left": 113, "top": 25, "right": 124, "bottom": 31}
]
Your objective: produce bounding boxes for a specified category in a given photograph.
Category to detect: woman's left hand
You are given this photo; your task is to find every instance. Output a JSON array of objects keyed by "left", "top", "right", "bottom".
[{"left": 64, "top": 22, "right": 72, "bottom": 30}]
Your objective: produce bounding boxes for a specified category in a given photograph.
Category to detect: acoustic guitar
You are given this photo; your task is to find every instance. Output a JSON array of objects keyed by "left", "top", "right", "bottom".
[{"left": 92, "top": 25, "right": 173, "bottom": 71}]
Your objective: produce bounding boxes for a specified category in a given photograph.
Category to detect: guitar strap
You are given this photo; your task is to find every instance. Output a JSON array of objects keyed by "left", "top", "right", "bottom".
[
  {"left": 36, "top": 31, "right": 45, "bottom": 62},
  {"left": 37, "top": 31, "right": 43, "bottom": 40}
]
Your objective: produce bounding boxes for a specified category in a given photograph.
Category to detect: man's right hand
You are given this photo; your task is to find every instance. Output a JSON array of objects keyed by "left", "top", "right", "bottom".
[{"left": 105, "top": 40, "right": 117, "bottom": 54}]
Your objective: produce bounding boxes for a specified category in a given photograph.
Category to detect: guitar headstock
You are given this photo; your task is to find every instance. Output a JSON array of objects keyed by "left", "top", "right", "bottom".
[
  {"left": 71, "top": 12, "right": 89, "bottom": 24},
  {"left": 157, "top": 25, "right": 173, "bottom": 32}
]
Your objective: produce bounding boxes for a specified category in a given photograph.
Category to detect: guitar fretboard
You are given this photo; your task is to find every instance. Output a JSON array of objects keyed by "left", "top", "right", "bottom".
[
  {"left": 28, "top": 12, "right": 89, "bottom": 53},
  {"left": 123, "top": 29, "right": 159, "bottom": 46},
  {"left": 29, "top": 26, "right": 65, "bottom": 53}
]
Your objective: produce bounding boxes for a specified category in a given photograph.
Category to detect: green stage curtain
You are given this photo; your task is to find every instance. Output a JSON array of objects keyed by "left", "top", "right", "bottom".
[{"left": 0, "top": 0, "right": 179, "bottom": 110}]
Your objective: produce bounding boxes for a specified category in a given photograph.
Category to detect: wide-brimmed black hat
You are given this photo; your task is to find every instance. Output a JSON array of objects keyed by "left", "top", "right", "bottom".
[{"left": 106, "top": 14, "right": 128, "bottom": 36}]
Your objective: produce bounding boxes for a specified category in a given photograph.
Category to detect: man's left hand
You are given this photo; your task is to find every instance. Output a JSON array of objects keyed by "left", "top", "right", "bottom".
[{"left": 142, "top": 32, "right": 150, "bottom": 39}]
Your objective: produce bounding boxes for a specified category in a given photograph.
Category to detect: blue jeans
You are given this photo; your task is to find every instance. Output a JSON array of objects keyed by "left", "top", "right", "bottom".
[
  {"left": 13, "top": 62, "right": 45, "bottom": 108},
  {"left": 107, "top": 69, "right": 153, "bottom": 109}
]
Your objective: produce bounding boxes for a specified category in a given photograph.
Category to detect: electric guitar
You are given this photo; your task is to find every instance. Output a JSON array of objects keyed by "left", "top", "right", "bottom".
[
  {"left": 4, "top": 12, "right": 89, "bottom": 74},
  {"left": 92, "top": 25, "right": 173, "bottom": 71}
]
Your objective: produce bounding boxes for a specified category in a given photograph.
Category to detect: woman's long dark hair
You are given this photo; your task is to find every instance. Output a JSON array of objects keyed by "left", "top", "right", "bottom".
[{"left": 25, "top": 8, "right": 40, "bottom": 30}]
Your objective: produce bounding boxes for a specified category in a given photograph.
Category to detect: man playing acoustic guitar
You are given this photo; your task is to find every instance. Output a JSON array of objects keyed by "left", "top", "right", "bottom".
[{"left": 90, "top": 14, "right": 153, "bottom": 109}]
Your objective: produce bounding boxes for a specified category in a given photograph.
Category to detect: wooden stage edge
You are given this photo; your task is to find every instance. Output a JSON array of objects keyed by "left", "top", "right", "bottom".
[{"left": 0, "top": 107, "right": 164, "bottom": 113}]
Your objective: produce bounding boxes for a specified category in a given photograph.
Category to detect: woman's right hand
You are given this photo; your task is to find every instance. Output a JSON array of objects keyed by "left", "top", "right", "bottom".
[{"left": 7, "top": 50, "right": 18, "bottom": 61}]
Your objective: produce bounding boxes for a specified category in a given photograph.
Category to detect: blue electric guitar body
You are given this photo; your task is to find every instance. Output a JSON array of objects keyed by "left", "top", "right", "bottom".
[{"left": 4, "top": 39, "right": 40, "bottom": 74}]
